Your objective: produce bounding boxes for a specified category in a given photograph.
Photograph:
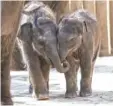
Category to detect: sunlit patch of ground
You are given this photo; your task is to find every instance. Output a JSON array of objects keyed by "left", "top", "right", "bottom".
[{"left": 11, "top": 56, "right": 113, "bottom": 106}]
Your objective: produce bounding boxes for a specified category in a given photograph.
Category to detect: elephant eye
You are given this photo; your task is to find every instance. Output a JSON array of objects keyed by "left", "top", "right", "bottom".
[
  {"left": 68, "top": 36, "right": 76, "bottom": 42},
  {"left": 70, "top": 37, "right": 75, "bottom": 41}
]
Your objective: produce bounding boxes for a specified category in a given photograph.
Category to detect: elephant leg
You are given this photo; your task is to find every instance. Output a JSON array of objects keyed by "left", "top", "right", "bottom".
[
  {"left": 64, "top": 56, "right": 79, "bottom": 98},
  {"left": 39, "top": 56, "right": 50, "bottom": 91},
  {"left": 79, "top": 53, "right": 93, "bottom": 97},
  {"left": 42, "top": 68, "right": 50, "bottom": 91},
  {"left": 28, "top": 57, "right": 50, "bottom": 95},
  {"left": 1, "top": 51, "right": 13, "bottom": 105},
  {"left": 23, "top": 43, "right": 49, "bottom": 100}
]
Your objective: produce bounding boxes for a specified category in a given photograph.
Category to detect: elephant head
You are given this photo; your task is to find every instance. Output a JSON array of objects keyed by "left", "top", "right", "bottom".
[
  {"left": 19, "top": 17, "right": 70, "bottom": 73},
  {"left": 57, "top": 17, "right": 84, "bottom": 62}
]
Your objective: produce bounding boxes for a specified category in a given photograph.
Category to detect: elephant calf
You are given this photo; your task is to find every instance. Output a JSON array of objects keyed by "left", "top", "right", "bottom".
[
  {"left": 18, "top": 1, "right": 69, "bottom": 100},
  {"left": 57, "top": 9, "right": 101, "bottom": 98}
]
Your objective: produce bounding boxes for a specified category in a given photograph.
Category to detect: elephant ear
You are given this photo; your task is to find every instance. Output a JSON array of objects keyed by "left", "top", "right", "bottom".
[{"left": 18, "top": 23, "right": 33, "bottom": 43}]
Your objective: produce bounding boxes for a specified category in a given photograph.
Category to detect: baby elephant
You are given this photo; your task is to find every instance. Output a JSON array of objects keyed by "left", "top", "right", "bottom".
[
  {"left": 57, "top": 9, "right": 101, "bottom": 98},
  {"left": 18, "top": 1, "right": 69, "bottom": 100}
]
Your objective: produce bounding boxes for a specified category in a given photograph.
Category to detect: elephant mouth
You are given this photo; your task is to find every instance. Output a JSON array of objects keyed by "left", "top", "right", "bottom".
[
  {"left": 68, "top": 46, "right": 78, "bottom": 56},
  {"left": 45, "top": 55, "right": 52, "bottom": 65},
  {"left": 48, "top": 57, "right": 54, "bottom": 66},
  {"left": 44, "top": 54, "right": 54, "bottom": 66}
]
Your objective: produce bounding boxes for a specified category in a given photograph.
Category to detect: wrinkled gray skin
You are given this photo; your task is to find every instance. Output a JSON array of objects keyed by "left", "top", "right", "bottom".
[
  {"left": 57, "top": 9, "right": 101, "bottom": 98},
  {"left": 18, "top": 1, "right": 69, "bottom": 100}
]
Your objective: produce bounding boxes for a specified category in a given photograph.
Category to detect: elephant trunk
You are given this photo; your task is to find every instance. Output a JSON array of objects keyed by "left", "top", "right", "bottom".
[{"left": 47, "top": 51, "right": 69, "bottom": 73}]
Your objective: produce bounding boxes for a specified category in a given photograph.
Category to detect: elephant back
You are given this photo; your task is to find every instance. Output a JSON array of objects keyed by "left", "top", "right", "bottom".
[{"left": 23, "top": 1, "right": 44, "bottom": 14}]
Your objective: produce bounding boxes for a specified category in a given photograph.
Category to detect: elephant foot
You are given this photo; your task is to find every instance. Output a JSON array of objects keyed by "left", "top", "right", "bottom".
[
  {"left": 1, "top": 97, "right": 13, "bottom": 105},
  {"left": 80, "top": 88, "right": 92, "bottom": 97},
  {"left": 32, "top": 91, "right": 36, "bottom": 98},
  {"left": 38, "top": 94, "right": 49, "bottom": 100},
  {"left": 32, "top": 91, "right": 49, "bottom": 100},
  {"left": 29, "top": 82, "right": 49, "bottom": 94},
  {"left": 65, "top": 91, "right": 77, "bottom": 98},
  {"left": 29, "top": 84, "right": 49, "bottom": 95}
]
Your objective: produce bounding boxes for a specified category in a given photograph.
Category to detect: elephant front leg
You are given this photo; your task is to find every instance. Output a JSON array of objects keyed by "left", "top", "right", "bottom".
[
  {"left": 40, "top": 57, "right": 50, "bottom": 91},
  {"left": 28, "top": 57, "right": 49, "bottom": 100},
  {"left": 30, "top": 56, "right": 50, "bottom": 95},
  {"left": 23, "top": 43, "right": 49, "bottom": 100},
  {"left": 79, "top": 56, "right": 93, "bottom": 97},
  {"left": 64, "top": 56, "right": 79, "bottom": 98}
]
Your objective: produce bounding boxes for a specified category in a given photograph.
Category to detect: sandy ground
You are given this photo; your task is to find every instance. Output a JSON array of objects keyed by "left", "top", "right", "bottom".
[{"left": 11, "top": 56, "right": 113, "bottom": 106}]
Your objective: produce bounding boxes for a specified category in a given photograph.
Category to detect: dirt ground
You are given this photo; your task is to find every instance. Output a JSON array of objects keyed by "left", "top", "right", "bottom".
[{"left": 11, "top": 56, "right": 113, "bottom": 106}]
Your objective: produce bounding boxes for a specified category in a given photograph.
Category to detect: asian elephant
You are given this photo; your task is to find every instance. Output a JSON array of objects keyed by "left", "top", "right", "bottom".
[
  {"left": 18, "top": 1, "right": 69, "bottom": 100},
  {"left": 57, "top": 9, "right": 101, "bottom": 98}
]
